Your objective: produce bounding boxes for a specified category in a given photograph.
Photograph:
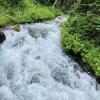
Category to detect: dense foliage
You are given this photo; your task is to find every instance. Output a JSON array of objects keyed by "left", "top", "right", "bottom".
[
  {"left": 61, "top": 0, "right": 100, "bottom": 76},
  {"left": 0, "top": 0, "right": 24, "bottom": 7},
  {"left": 33, "top": 0, "right": 77, "bottom": 11},
  {"left": 0, "top": 0, "right": 60, "bottom": 27}
]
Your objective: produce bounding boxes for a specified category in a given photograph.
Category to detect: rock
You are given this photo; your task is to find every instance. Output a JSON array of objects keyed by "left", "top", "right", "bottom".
[
  {"left": 0, "top": 32, "right": 6, "bottom": 44},
  {"left": 10, "top": 24, "right": 20, "bottom": 32},
  {"left": 51, "top": 67, "right": 71, "bottom": 87}
]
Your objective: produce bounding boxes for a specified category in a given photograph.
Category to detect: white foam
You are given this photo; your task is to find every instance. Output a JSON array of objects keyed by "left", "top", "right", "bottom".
[{"left": 0, "top": 16, "right": 100, "bottom": 100}]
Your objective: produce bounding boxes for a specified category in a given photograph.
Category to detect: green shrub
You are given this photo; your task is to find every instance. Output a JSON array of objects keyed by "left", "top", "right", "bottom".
[
  {"left": 0, "top": 0, "right": 61, "bottom": 27},
  {"left": 0, "top": 0, "right": 25, "bottom": 8},
  {"left": 61, "top": 0, "right": 100, "bottom": 76}
]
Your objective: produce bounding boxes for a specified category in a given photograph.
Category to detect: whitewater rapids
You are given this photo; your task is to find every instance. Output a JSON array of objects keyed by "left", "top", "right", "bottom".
[{"left": 0, "top": 16, "right": 100, "bottom": 100}]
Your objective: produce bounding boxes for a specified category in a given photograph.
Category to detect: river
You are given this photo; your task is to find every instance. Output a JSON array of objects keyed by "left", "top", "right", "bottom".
[{"left": 0, "top": 16, "right": 100, "bottom": 100}]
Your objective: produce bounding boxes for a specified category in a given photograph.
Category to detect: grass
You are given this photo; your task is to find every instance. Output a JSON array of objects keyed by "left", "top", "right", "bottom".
[
  {"left": 61, "top": 2, "right": 100, "bottom": 77},
  {"left": 0, "top": 0, "right": 61, "bottom": 27}
]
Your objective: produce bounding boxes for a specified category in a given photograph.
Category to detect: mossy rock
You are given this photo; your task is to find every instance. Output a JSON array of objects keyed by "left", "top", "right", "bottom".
[{"left": 9, "top": 24, "right": 20, "bottom": 32}]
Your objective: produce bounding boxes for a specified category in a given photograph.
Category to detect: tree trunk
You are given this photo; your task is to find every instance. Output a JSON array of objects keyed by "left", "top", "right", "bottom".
[
  {"left": 64, "top": 0, "right": 67, "bottom": 11},
  {"left": 52, "top": 0, "right": 58, "bottom": 8}
]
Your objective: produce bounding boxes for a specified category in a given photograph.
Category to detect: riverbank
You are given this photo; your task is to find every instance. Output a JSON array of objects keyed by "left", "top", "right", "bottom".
[
  {"left": 0, "top": 0, "right": 60, "bottom": 28},
  {"left": 61, "top": 1, "right": 100, "bottom": 78}
]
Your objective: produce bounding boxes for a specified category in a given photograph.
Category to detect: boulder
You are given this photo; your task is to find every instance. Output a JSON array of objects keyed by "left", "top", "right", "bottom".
[{"left": 0, "top": 32, "right": 6, "bottom": 44}]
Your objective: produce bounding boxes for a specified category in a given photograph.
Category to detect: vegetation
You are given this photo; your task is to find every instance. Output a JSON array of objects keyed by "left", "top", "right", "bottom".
[
  {"left": 0, "top": 0, "right": 60, "bottom": 27},
  {"left": 61, "top": 0, "right": 100, "bottom": 76},
  {"left": 0, "top": 0, "right": 100, "bottom": 78},
  {"left": 34, "top": 0, "right": 77, "bottom": 11}
]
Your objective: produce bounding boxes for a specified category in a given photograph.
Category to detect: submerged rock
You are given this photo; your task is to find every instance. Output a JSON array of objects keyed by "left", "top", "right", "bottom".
[
  {"left": 0, "top": 32, "right": 6, "bottom": 44},
  {"left": 8, "top": 24, "right": 20, "bottom": 32},
  {"left": 51, "top": 67, "right": 71, "bottom": 87},
  {"left": 29, "top": 28, "right": 48, "bottom": 38}
]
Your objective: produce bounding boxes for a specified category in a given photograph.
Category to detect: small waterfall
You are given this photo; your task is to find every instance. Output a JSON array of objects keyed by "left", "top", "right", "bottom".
[{"left": 0, "top": 16, "right": 100, "bottom": 100}]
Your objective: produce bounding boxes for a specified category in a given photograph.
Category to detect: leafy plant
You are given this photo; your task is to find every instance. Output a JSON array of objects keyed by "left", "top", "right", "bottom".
[{"left": 61, "top": 0, "right": 100, "bottom": 76}]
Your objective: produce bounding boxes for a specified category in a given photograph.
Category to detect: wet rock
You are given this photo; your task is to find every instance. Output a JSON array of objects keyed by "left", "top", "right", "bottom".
[
  {"left": 0, "top": 32, "right": 6, "bottom": 44},
  {"left": 73, "top": 64, "right": 82, "bottom": 72},
  {"left": 30, "top": 29, "right": 47, "bottom": 38},
  {"left": 35, "top": 56, "right": 40, "bottom": 60},
  {"left": 10, "top": 24, "right": 20, "bottom": 32},
  {"left": 30, "top": 75, "right": 40, "bottom": 84},
  {"left": 28, "top": 74, "right": 41, "bottom": 84},
  {"left": 51, "top": 67, "right": 71, "bottom": 87},
  {"left": 27, "top": 26, "right": 48, "bottom": 38}
]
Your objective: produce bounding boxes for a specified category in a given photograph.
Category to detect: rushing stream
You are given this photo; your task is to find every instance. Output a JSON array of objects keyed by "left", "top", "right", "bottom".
[{"left": 0, "top": 16, "right": 100, "bottom": 100}]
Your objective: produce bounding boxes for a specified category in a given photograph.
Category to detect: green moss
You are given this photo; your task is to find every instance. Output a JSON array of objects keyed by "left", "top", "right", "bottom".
[
  {"left": 0, "top": 0, "right": 61, "bottom": 27},
  {"left": 61, "top": 1, "right": 100, "bottom": 76}
]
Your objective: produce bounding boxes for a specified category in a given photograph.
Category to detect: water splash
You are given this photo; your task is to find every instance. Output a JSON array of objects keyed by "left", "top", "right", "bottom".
[{"left": 0, "top": 16, "right": 100, "bottom": 100}]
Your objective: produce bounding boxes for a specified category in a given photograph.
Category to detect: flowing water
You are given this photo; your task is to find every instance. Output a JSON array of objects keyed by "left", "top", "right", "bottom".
[{"left": 0, "top": 16, "right": 100, "bottom": 100}]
